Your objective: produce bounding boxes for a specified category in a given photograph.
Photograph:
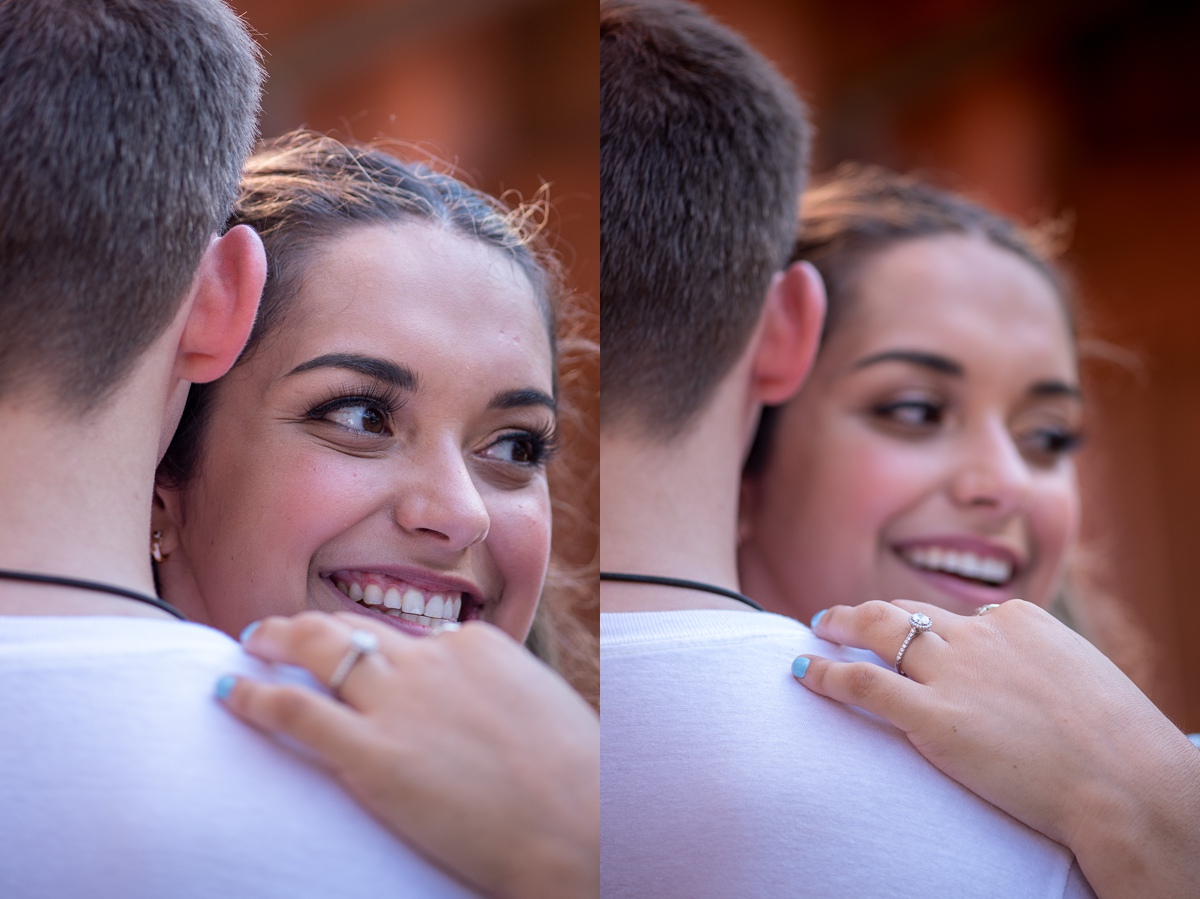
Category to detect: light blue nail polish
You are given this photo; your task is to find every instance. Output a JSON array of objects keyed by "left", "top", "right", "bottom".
[
  {"left": 810, "top": 609, "right": 827, "bottom": 629},
  {"left": 792, "top": 656, "right": 811, "bottom": 679},
  {"left": 239, "top": 621, "right": 260, "bottom": 644},
  {"left": 215, "top": 675, "right": 237, "bottom": 701}
]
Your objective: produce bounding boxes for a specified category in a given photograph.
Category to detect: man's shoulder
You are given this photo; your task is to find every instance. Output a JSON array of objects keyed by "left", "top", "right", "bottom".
[
  {"left": 601, "top": 608, "right": 812, "bottom": 651},
  {"left": 599, "top": 613, "right": 1088, "bottom": 899},
  {"left": 0, "top": 618, "right": 478, "bottom": 897}
]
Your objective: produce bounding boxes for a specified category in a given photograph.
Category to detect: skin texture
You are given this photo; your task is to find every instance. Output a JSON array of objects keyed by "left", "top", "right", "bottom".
[
  {"left": 740, "top": 234, "right": 1083, "bottom": 622},
  {"left": 796, "top": 599, "right": 1200, "bottom": 899},
  {"left": 220, "top": 612, "right": 600, "bottom": 899},
  {"left": 155, "top": 223, "right": 556, "bottom": 643}
]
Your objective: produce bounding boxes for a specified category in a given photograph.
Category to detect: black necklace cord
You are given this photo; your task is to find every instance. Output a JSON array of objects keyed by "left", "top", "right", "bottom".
[
  {"left": 0, "top": 569, "right": 187, "bottom": 620},
  {"left": 599, "top": 571, "right": 765, "bottom": 612}
]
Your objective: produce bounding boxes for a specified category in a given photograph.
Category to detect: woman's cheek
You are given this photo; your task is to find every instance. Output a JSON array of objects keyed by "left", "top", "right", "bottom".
[
  {"left": 280, "top": 454, "right": 380, "bottom": 540},
  {"left": 487, "top": 487, "right": 552, "bottom": 640},
  {"left": 1029, "top": 475, "right": 1081, "bottom": 606}
]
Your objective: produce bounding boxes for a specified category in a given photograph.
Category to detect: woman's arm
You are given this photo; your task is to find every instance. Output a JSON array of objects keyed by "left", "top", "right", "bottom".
[
  {"left": 794, "top": 599, "right": 1200, "bottom": 899},
  {"left": 217, "top": 612, "right": 599, "bottom": 899}
]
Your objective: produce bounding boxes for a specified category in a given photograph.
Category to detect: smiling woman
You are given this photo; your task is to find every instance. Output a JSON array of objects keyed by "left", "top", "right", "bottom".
[
  {"left": 153, "top": 131, "right": 565, "bottom": 649},
  {"left": 767, "top": 165, "right": 1200, "bottom": 899},
  {"left": 741, "top": 164, "right": 1084, "bottom": 622}
]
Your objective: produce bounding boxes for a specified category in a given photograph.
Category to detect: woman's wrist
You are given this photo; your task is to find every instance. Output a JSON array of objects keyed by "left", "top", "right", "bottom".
[{"left": 1065, "top": 726, "right": 1200, "bottom": 899}]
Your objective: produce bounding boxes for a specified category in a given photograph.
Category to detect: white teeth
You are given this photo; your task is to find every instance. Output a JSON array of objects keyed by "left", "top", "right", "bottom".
[
  {"left": 400, "top": 613, "right": 433, "bottom": 626},
  {"left": 904, "top": 547, "right": 1013, "bottom": 585},
  {"left": 344, "top": 580, "right": 466, "bottom": 624},
  {"left": 402, "top": 588, "right": 425, "bottom": 615}
]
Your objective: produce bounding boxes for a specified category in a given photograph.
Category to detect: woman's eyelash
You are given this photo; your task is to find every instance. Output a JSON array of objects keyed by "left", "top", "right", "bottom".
[
  {"left": 305, "top": 382, "right": 406, "bottom": 423},
  {"left": 1029, "top": 428, "right": 1085, "bottom": 456},
  {"left": 494, "top": 421, "right": 560, "bottom": 467},
  {"left": 872, "top": 398, "right": 943, "bottom": 425}
]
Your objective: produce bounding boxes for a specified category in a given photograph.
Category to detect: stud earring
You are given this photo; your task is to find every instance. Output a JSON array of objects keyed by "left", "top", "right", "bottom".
[{"left": 151, "top": 529, "right": 168, "bottom": 564}]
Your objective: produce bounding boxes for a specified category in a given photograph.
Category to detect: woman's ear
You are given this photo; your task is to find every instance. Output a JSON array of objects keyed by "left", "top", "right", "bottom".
[
  {"left": 750, "top": 261, "right": 826, "bottom": 406},
  {"left": 173, "top": 224, "right": 266, "bottom": 385}
]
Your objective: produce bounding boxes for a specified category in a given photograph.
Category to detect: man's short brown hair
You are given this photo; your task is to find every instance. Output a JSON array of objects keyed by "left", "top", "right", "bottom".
[
  {"left": 600, "top": 0, "right": 811, "bottom": 437},
  {"left": 0, "top": 0, "right": 263, "bottom": 409}
]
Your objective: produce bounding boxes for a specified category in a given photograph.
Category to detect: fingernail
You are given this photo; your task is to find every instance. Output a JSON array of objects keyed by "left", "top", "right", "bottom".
[
  {"left": 792, "top": 656, "right": 811, "bottom": 679},
  {"left": 239, "top": 621, "right": 260, "bottom": 644},
  {"left": 215, "top": 675, "right": 238, "bottom": 701},
  {"left": 810, "top": 609, "right": 827, "bottom": 630}
]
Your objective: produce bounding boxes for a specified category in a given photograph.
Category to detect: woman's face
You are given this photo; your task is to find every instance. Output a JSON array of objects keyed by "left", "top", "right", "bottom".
[
  {"left": 157, "top": 223, "right": 555, "bottom": 641},
  {"left": 739, "top": 234, "right": 1082, "bottom": 621}
]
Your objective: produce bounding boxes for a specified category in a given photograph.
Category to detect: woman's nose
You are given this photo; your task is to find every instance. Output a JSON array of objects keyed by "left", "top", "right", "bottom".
[
  {"left": 948, "top": 421, "right": 1031, "bottom": 517},
  {"left": 392, "top": 445, "right": 490, "bottom": 550}
]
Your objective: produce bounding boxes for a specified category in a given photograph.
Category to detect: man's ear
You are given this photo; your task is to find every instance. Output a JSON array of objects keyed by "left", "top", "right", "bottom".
[
  {"left": 174, "top": 224, "right": 266, "bottom": 385},
  {"left": 750, "top": 260, "right": 826, "bottom": 405}
]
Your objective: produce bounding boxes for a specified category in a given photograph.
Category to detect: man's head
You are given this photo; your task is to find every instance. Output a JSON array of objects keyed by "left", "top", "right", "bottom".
[
  {"left": 0, "top": 0, "right": 263, "bottom": 411},
  {"left": 600, "top": 0, "right": 812, "bottom": 438}
]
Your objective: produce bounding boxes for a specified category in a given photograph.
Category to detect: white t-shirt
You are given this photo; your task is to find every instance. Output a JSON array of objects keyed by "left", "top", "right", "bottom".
[
  {"left": 0, "top": 616, "right": 477, "bottom": 898},
  {"left": 601, "top": 610, "right": 1095, "bottom": 898}
]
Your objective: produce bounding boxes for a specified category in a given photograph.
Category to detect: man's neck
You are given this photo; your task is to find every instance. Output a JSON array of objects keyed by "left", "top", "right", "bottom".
[
  {"left": 600, "top": 382, "right": 760, "bottom": 614},
  {"left": 0, "top": 386, "right": 169, "bottom": 619}
]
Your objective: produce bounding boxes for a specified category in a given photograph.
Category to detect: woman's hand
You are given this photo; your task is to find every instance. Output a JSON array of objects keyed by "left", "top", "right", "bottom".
[
  {"left": 217, "top": 612, "right": 599, "bottom": 899},
  {"left": 795, "top": 599, "right": 1200, "bottom": 899}
]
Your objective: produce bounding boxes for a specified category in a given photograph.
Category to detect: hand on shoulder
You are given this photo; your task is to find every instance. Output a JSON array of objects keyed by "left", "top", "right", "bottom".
[
  {"left": 218, "top": 612, "right": 599, "bottom": 899},
  {"left": 795, "top": 599, "right": 1200, "bottom": 899}
]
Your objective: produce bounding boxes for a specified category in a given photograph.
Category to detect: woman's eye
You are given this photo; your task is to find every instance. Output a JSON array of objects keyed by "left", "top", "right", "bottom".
[
  {"left": 1020, "top": 426, "right": 1083, "bottom": 460},
  {"left": 483, "top": 432, "right": 553, "bottom": 467},
  {"left": 321, "top": 404, "right": 389, "bottom": 435},
  {"left": 873, "top": 399, "right": 943, "bottom": 428}
]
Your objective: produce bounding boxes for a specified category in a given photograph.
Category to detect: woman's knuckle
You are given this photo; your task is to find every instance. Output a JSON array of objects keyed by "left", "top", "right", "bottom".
[
  {"left": 859, "top": 601, "right": 893, "bottom": 630},
  {"left": 846, "top": 664, "right": 879, "bottom": 701},
  {"left": 267, "top": 686, "right": 314, "bottom": 730}
]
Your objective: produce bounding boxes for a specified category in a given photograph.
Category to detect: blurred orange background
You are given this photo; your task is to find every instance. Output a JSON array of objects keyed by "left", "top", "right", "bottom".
[
  {"left": 228, "top": 0, "right": 600, "bottom": 654},
  {"left": 703, "top": 0, "right": 1200, "bottom": 730}
]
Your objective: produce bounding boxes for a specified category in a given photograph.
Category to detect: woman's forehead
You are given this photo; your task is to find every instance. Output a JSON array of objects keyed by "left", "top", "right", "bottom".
[{"left": 832, "top": 235, "right": 1074, "bottom": 361}]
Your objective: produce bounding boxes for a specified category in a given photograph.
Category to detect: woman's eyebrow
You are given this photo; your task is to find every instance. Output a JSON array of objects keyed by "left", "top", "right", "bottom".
[
  {"left": 853, "top": 349, "right": 963, "bottom": 376},
  {"left": 490, "top": 387, "right": 556, "bottom": 414},
  {"left": 285, "top": 353, "right": 418, "bottom": 391},
  {"left": 1030, "top": 380, "right": 1083, "bottom": 401}
]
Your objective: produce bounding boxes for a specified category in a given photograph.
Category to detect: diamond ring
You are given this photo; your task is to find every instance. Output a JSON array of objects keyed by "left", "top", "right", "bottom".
[
  {"left": 894, "top": 612, "right": 932, "bottom": 677},
  {"left": 327, "top": 629, "right": 380, "bottom": 698}
]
